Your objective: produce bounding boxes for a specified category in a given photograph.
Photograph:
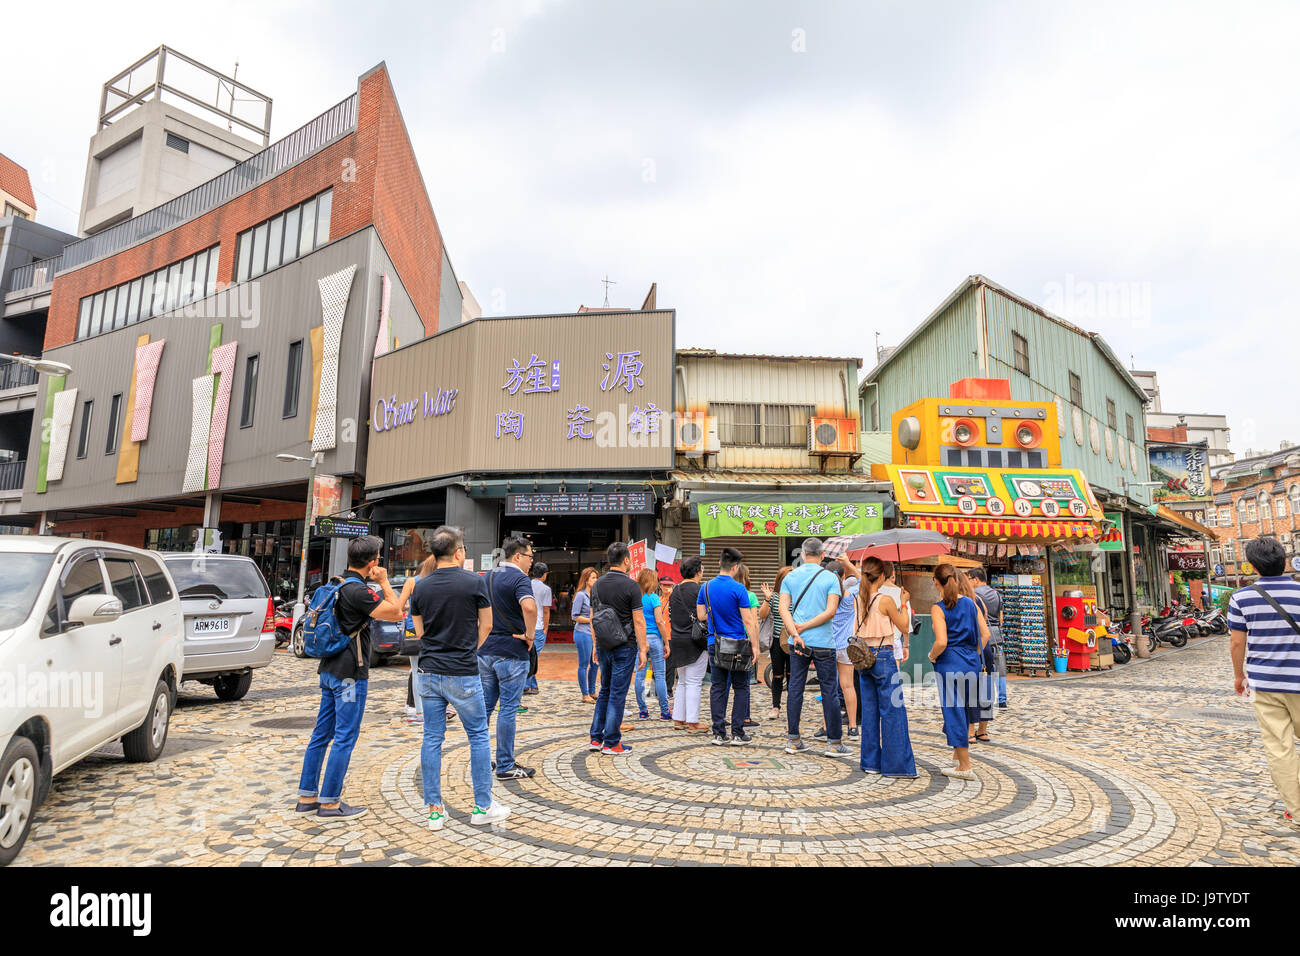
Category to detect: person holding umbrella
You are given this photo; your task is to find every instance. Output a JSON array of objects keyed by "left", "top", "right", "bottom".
[{"left": 928, "top": 562, "right": 990, "bottom": 781}]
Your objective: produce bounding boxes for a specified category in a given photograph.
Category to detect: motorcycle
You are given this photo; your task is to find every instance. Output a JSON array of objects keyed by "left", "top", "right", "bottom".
[{"left": 272, "top": 600, "right": 296, "bottom": 648}]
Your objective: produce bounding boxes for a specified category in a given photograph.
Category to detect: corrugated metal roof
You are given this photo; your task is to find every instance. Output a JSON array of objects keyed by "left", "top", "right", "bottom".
[
  {"left": 863, "top": 274, "right": 1149, "bottom": 404},
  {"left": 678, "top": 348, "right": 862, "bottom": 367}
]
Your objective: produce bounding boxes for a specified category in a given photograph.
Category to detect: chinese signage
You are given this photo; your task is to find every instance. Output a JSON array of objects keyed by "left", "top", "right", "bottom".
[
  {"left": 366, "top": 311, "right": 675, "bottom": 487},
  {"left": 314, "top": 517, "right": 374, "bottom": 538},
  {"left": 877, "top": 464, "right": 1103, "bottom": 523},
  {"left": 1168, "top": 551, "right": 1208, "bottom": 572},
  {"left": 1149, "top": 443, "right": 1211, "bottom": 502},
  {"left": 697, "top": 502, "right": 884, "bottom": 539},
  {"left": 505, "top": 492, "right": 656, "bottom": 516}
]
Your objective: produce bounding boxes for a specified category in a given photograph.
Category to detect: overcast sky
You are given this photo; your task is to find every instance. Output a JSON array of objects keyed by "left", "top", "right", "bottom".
[{"left": 9, "top": 0, "right": 1297, "bottom": 455}]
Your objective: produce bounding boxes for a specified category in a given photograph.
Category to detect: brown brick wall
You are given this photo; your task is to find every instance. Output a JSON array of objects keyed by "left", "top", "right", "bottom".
[
  {"left": 51, "top": 497, "right": 308, "bottom": 549},
  {"left": 1209, "top": 473, "right": 1300, "bottom": 571}
]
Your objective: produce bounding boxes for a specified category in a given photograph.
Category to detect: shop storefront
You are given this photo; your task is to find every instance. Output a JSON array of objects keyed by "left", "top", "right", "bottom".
[
  {"left": 872, "top": 378, "right": 1107, "bottom": 677},
  {"left": 361, "top": 308, "right": 676, "bottom": 636}
]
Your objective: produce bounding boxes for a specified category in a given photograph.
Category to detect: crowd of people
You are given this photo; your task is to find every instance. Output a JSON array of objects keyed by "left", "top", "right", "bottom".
[{"left": 291, "top": 530, "right": 1020, "bottom": 830}]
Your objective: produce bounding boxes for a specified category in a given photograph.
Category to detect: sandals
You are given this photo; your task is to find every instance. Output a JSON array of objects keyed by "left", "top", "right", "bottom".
[{"left": 973, "top": 733, "right": 991, "bottom": 743}]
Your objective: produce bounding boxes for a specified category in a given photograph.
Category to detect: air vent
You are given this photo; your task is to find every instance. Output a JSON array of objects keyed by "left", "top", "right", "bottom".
[{"left": 165, "top": 133, "right": 190, "bottom": 153}]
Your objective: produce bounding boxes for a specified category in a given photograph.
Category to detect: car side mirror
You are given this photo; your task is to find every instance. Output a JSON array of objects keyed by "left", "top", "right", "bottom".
[{"left": 67, "top": 593, "right": 124, "bottom": 627}]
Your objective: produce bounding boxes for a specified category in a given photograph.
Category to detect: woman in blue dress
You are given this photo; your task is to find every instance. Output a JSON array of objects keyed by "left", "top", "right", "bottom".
[{"left": 927, "top": 563, "right": 989, "bottom": 781}]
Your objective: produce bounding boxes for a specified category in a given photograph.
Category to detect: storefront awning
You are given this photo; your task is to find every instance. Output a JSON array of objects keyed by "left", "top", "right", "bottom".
[
  {"left": 673, "top": 470, "right": 894, "bottom": 515},
  {"left": 1140, "top": 504, "right": 1214, "bottom": 540},
  {"left": 906, "top": 515, "right": 1099, "bottom": 540}
]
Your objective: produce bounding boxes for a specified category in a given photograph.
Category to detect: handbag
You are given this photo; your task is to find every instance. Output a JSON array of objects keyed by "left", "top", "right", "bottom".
[
  {"left": 703, "top": 582, "right": 753, "bottom": 672},
  {"left": 757, "top": 600, "right": 774, "bottom": 653},
  {"left": 846, "top": 591, "right": 888, "bottom": 671}
]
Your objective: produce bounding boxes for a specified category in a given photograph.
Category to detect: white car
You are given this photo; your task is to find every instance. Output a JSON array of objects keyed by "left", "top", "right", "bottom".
[{"left": 0, "top": 537, "right": 184, "bottom": 866}]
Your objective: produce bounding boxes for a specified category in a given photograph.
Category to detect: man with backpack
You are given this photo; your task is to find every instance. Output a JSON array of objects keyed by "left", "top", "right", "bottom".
[
  {"left": 696, "top": 547, "right": 760, "bottom": 745},
  {"left": 1229, "top": 537, "right": 1300, "bottom": 830},
  {"left": 479, "top": 537, "right": 539, "bottom": 780},
  {"left": 410, "top": 526, "right": 509, "bottom": 830},
  {"left": 588, "top": 542, "right": 648, "bottom": 755},
  {"left": 295, "top": 536, "right": 405, "bottom": 820}
]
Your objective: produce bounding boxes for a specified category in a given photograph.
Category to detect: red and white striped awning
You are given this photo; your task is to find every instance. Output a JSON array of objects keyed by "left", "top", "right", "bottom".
[{"left": 906, "top": 515, "right": 1099, "bottom": 540}]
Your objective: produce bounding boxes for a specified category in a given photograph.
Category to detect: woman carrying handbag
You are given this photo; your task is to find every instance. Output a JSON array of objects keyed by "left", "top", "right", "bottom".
[{"left": 849, "top": 557, "right": 917, "bottom": 777}]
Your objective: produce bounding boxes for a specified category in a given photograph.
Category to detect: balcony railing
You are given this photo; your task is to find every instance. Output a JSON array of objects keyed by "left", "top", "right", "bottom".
[
  {"left": 60, "top": 92, "right": 359, "bottom": 273},
  {"left": 0, "top": 361, "right": 39, "bottom": 391},
  {"left": 0, "top": 460, "right": 26, "bottom": 492},
  {"left": 6, "top": 255, "right": 61, "bottom": 295}
]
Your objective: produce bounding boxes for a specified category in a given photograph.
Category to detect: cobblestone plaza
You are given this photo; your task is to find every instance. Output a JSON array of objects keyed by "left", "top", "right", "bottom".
[{"left": 13, "top": 638, "right": 1298, "bottom": 867}]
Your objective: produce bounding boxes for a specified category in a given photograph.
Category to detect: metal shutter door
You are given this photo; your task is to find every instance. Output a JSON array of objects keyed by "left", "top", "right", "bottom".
[{"left": 679, "top": 521, "right": 784, "bottom": 589}]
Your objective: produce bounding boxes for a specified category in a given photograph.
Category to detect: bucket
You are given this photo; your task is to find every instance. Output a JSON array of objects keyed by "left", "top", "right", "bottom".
[{"left": 1052, "top": 655, "right": 1068, "bottom": 674}]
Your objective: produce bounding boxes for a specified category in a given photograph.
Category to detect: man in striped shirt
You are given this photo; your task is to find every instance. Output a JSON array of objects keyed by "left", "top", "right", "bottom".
[{"left": 1229, "top": 537, "right": 1300, "bottom": 830}]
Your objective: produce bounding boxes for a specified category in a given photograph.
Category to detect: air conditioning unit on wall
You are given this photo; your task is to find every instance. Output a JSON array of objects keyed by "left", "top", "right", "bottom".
[
  {"left": 675, "top": 413, "right": 719, "bottom": 456},
  {"left": 808, "top": 417, "right": 859, "bottom": 454}
]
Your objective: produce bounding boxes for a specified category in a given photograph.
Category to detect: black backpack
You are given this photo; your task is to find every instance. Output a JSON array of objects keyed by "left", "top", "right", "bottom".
[{"left": 591, "top": 575, "right": 634, "bottom": 651}]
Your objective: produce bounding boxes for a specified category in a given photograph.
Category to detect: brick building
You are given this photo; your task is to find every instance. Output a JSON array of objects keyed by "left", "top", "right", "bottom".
[
  {"left": 16, "top": 58, "right": 466, "bottom": 589},
  {"left": 1207, "top": 444, "right": 1300, "bottom": 581}
]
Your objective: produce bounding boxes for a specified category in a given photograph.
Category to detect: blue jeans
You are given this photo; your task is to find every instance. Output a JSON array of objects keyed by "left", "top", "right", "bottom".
[
  {"left": 934, "top": 665, "right": 982, "bottom": 748},
  {"left": 590, "top": 642, "right": 637, "bottom": 746},
  {"left": 526, "top": 630, "right": 547, "bottom": 691},
  {"left": 635, "top": 635, "right": 670, "bottom": 716},
  {"left": 417, "top": 671, "right": 493, "bottom": 810},
  {"left": 857, "top": 647, "right": 917, "bottom": 777},
  {"left": 708, "top": 647, "right": 751, "bottom": 736},
  {"left": 478, "top": 654, "right": 530, "bottom": 772},
  {"left": 787, "top": 646, "right": 841, "bottom": 743},
  {"left": 298, "top": 673, "right": 369, "bottom": 803},
  {"left": 574, "top": 629, "right": 598, "bottom": 696}
]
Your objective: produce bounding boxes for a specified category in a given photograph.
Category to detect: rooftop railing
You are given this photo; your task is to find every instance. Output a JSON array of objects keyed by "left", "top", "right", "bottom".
[
  {"left": 6, "top": 255, "right": 61, "bottom": 296},
  {"left": 60, "top": 92, "right": 359, "bottom": 273}
]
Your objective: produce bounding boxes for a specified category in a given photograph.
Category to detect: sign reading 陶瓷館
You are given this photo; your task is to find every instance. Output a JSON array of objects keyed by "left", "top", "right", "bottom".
[{"left": 697, "top": 502, "right": 883, "bottom": 539}]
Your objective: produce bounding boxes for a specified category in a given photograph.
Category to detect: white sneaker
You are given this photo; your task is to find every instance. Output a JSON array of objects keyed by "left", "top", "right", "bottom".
[
  {"left": 427, "top": 807, "right": 447, "bottom": 831},
  {"left": 404, "top": 705, "right": 417, "bottom": 717},
  {"left": 941, "top": 766, "right": 976, "bottom": 781},
  {"left": 470, "top": 801, "right": 511, "bottom": 826}
]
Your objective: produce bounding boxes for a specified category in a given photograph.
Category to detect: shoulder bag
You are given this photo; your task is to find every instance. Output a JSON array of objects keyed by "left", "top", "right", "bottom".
[
  {"left": 704, "top": 582, "right": 753, "bottom": 672},
  {"left": 1249, "top": 584, "right": 1300, "bottom": 637},
  {"left": 591, "top": 577, "right": 635, "bottom": 652},
  {"left": 846, "top": 591, "right": 888, "bottom": 671}
]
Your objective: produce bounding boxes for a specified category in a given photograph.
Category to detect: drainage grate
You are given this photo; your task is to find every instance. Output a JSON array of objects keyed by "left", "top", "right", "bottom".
[
  {"left": 251, "top": 716, "right": 319, "bottom": 731},
  {"left": 1188, "top": 708, "right": 1257, "bottom": 724}
]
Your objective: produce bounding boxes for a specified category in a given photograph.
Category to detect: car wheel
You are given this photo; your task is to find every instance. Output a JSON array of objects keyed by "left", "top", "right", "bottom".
[
  {"left": 213, "top": 671, "right": 253, "bottom": 701},
  {"left": 292, "top": 624, "right": 306, "bottom": 658},
  {"left": 122, "top": 680, "right": 171, "bottom": 762},
  {"left": 0, "top": 736, "right": 39, "bottom": 867}
]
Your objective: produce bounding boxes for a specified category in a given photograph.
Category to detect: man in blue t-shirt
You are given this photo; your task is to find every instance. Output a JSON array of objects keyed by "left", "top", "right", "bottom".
[
  {"left": 697, "top": 547, "right": 759, "bottom": 745},
  {"left": 779, "top": 538, "right": 848, "bottom": 757},
  {"left": 478, "top": 536, "right": 539, "bottom": 780}
]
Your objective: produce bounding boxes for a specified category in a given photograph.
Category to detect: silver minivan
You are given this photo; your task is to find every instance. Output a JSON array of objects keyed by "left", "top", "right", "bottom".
[{"left": 159, "top": 553, "right": 276, "bottom": 701}]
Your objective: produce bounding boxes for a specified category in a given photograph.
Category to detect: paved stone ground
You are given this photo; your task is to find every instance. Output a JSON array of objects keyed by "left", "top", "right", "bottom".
[{"left": 13, "top": 637, "right": 1300, "bottom": 866}]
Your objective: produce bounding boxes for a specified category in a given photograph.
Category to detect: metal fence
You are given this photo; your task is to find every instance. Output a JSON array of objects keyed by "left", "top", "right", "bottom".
[
  {"left": 59, "top": 93, "right": 359, "bottom": 273},
  {"left": 0, "top": 460, "right": 26, "bottom": 492},
  {"left": 6, "top": 255, "right": 61, "bottom": 295},
  {"left": 0, "top": 361, "right": 39, "bottom": 390}
]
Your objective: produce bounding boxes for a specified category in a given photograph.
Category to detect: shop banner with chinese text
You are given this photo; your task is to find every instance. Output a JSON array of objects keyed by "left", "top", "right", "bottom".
[{"left": 697, "top": 502, "right": 883, "bottom": 539}]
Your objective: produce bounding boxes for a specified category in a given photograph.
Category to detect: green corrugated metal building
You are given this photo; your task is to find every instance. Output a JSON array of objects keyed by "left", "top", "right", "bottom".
[{"left": 859, "top": 275, "right": 1152, "bottom": 507}]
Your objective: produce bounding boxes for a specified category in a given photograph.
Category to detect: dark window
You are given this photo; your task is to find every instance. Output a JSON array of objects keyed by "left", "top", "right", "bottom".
[
  {"left": 283, "top": 341, "right": 303, "bottom": 418},
  {"left": 45, "top": 555, "right": 105, "bottom": 634},
  {"left": 137, "top": 554, "right": 174, "bottom": 604},
  {"left": 76, "top": 400, "right": 94, "bottom": 459},
  {"left": 1126, "top": 413, "right": 1135, "bottom": 442},
  {"left": 103, "top": 557, "right": 148, "bottom": 611},
  {"left": 1069, "top": 372, "right": 1083, "bottom": 407},
  {"left": 105, "top": 393, "right": 123, "bottom": 454},
  {"left": 162, "top": 556, "right": 270, "bottom": 601},
  {"left": 165, "top": 133, "right": 190, "bottom": 153},
  {"left": 986, "top": 449, "right": 1004, "bottom": 467},
  {"left": 1012, "top": 332, "right": 1030, "bottom": 375},
  {"left": 1106, "top": 399, "right": 1117, "bottom": 430},
  {"left": 240, "top": 355, "right": 259, "bottom": 428}
]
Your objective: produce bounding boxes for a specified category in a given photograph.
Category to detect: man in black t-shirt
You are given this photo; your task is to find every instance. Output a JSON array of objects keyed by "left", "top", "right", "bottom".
[
  {"left": 478, "top": 537, "right": 539, "bottom": 780},
  {"left": 588, "top": 542, "right": 648, "bottom": 755},
  {"left": 409, "top": 525, "right": 509, "bottom": 829},
  {"left": 296, "top": 536, "right": 403, "bottom": 821}
]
